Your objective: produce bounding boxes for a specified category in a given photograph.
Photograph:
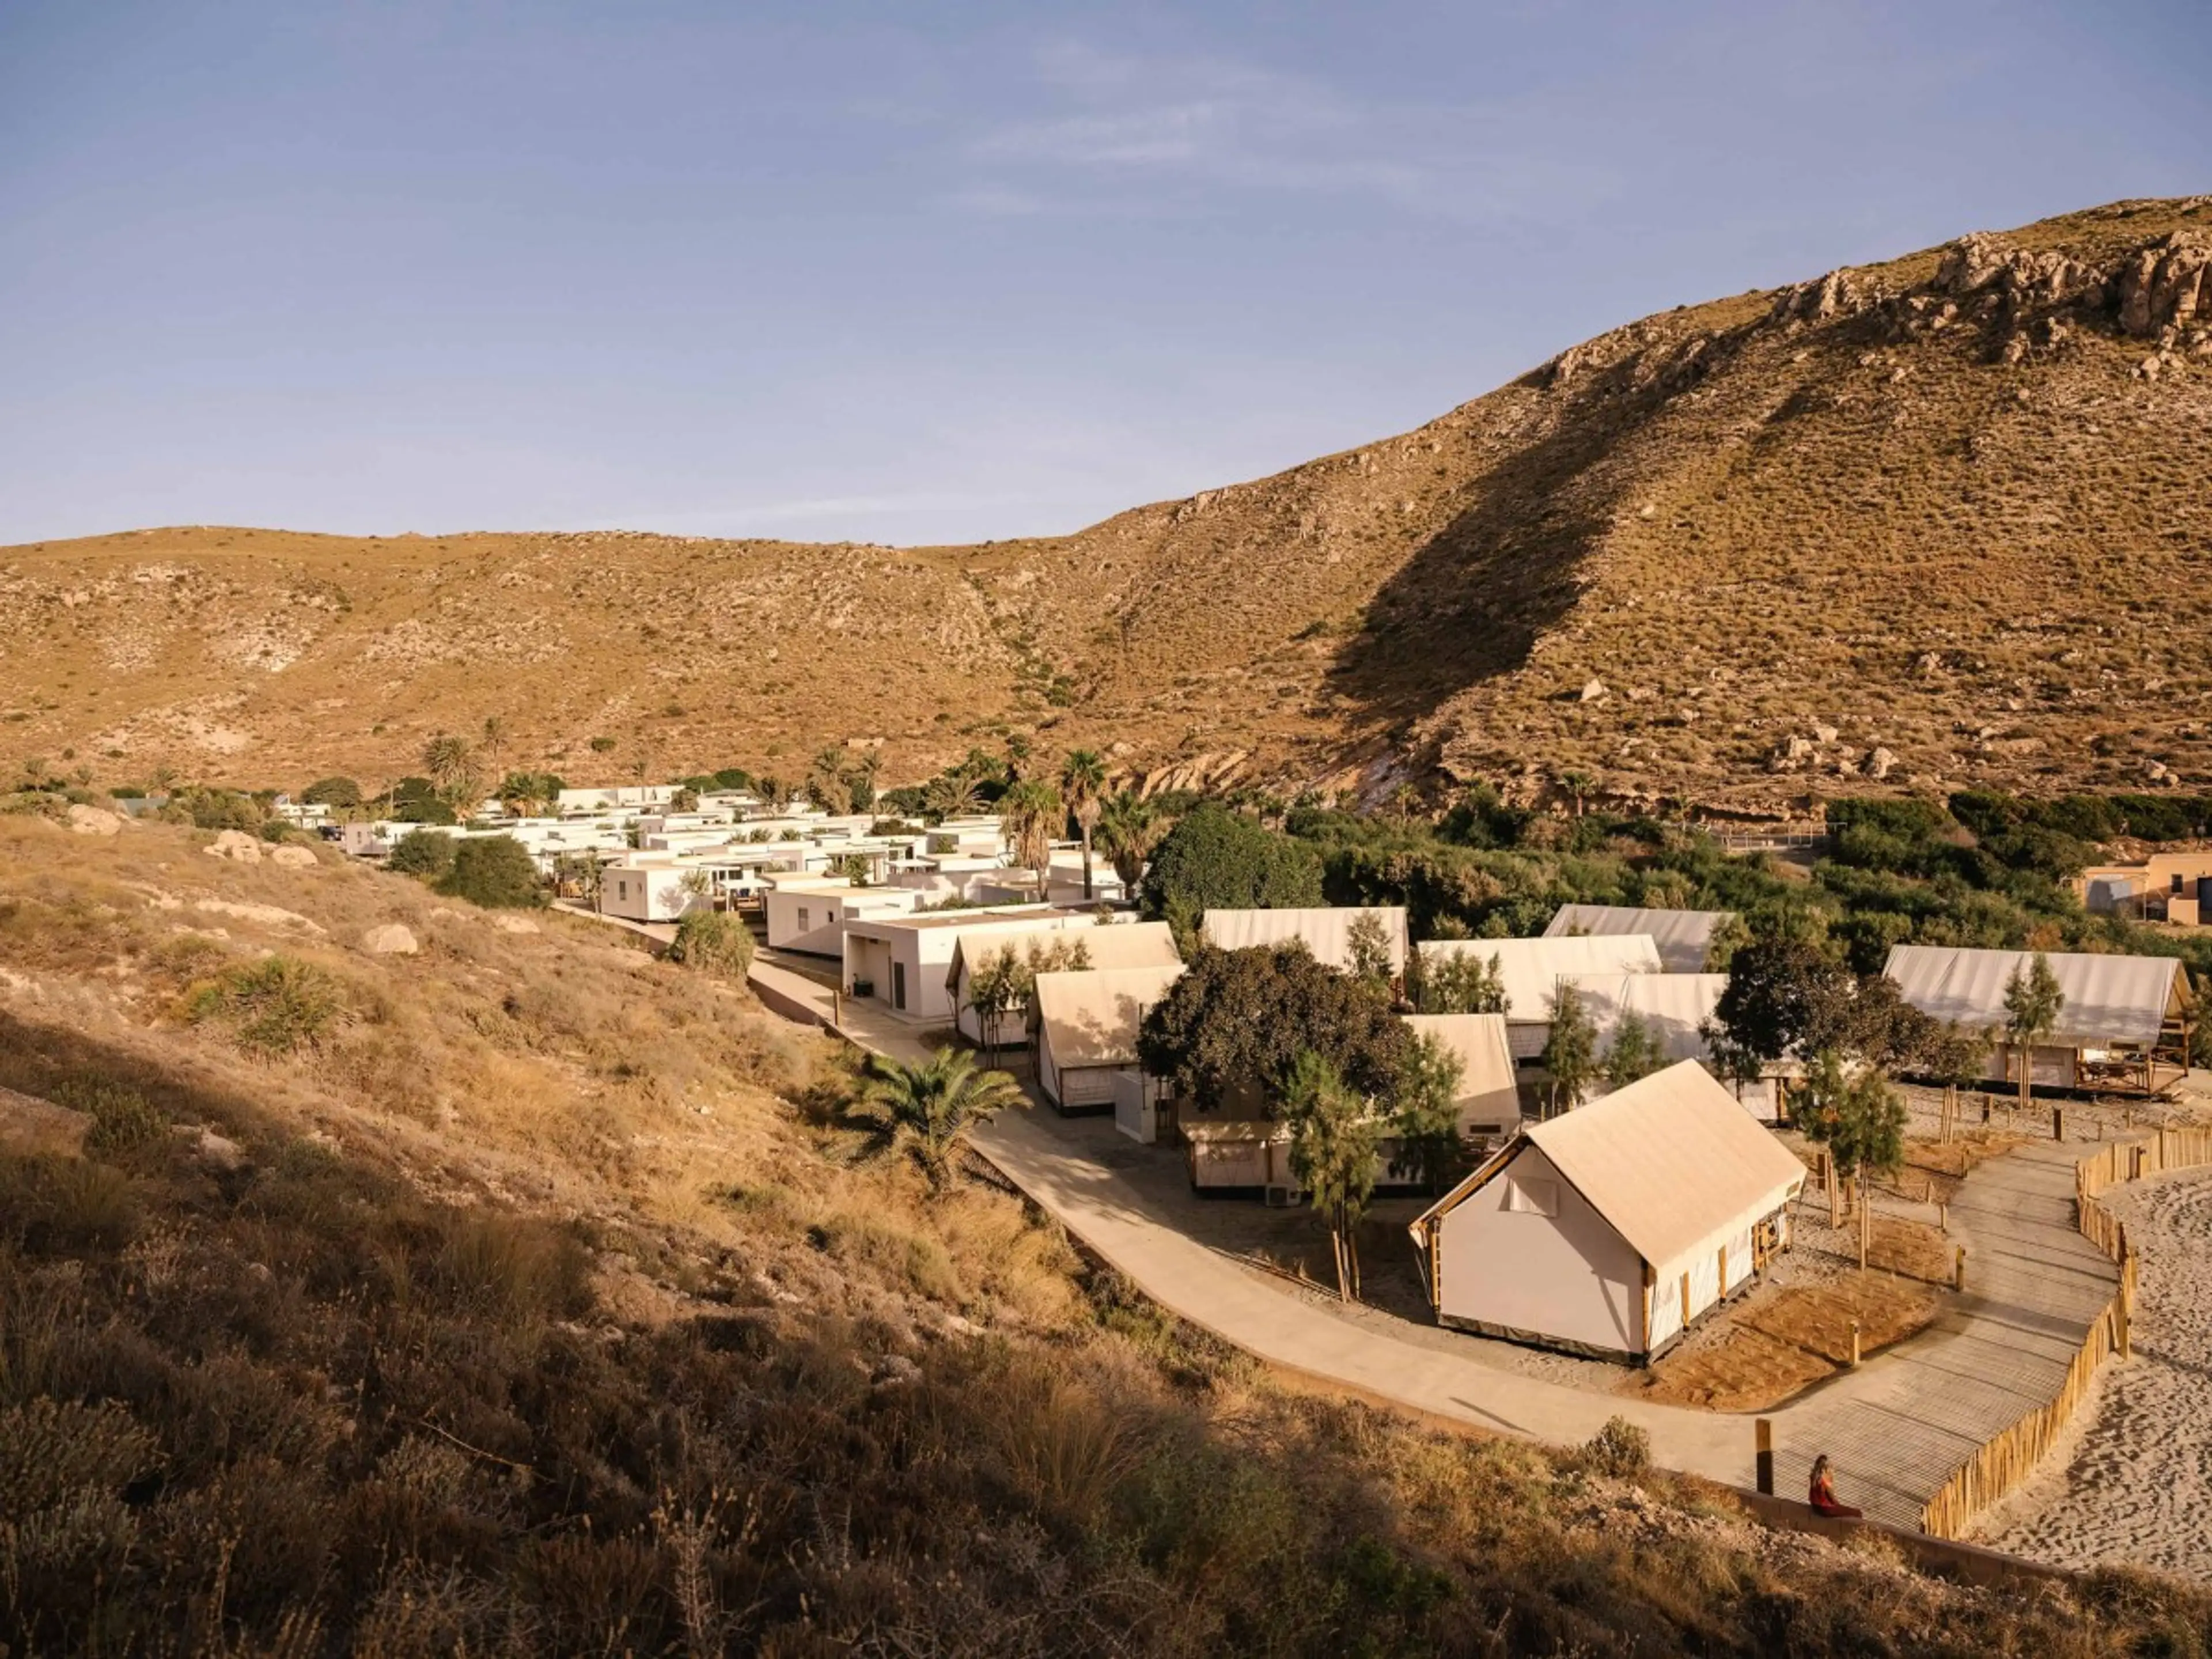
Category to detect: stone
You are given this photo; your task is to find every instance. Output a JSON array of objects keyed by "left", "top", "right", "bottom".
[
  {"left": 66, "top": 805, "right": 124, "bottom": 836},
  {"left": 361, "top": 923, "right": 418, "bottom": 956},
  {"left": 203, "top": 830, "right": 263, "bottom": 863},
  {"left": 493, "top": 915, "right": 539, "bottom": 935},
  {"left": 1812, "top": 722, "right": 1839, "bottom": 745},
  {"left": 1865, "top": 747, "right": 1899, "bottom": 780},
  {"left": 195, "top": 1128, "right": 248, "bottom": 1173},
  {"left": 268, "top": 844, "right": 319, "bottom": 869},
  {"left": 1578, "top": 678, "right": 1609, "bottom": 703}
]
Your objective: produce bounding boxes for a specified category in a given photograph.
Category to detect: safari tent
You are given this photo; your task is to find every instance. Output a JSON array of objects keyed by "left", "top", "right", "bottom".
[
  {"left": 1418, "top": 934, "right": 1664, "bottom": 1059},
  {"left": 1563, "top": 972, "right": 1780, "bottom": 1118},
  {"left": 1881, "top": 944, "right": 2192, "bottom": 1096},
  {"left": 941, "top": 916, "right": 1171, "bottom": 1043},
  {"left": 1408, "top": 1060, "right": 1805, "bottom": 1362},
  {"left": 1199, "top": 906, "right": 1410, "bottom": 976},
  {"left": 1400, "top": 1013, "right": 1525, "bottom": 1139},
  {"left": 1544, "top": 904, "right": 1736, "bottom": 974},
  {"left": 1032, "top": 963, "right": 1185, "bottom": 1114}
]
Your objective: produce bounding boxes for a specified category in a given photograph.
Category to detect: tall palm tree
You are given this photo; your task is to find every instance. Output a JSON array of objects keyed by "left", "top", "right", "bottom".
[
  {"left": 481, "top": 715, "right": 506, "bottom": 784},
  {"left": 1095, "top": 790, "right": 1163, "bottom": 891},
  {"left": 422, "top": 733, "right": 480, "bottom": 813},
  {"left": 1059, "top": 749, "right": 1109, "bottom": 900},
  {"left": 852, "top": 1047, "right": 1026, "bottom": 1194},
  {"left": 999, "top": 778, "right": 1062, "bottom": 883},
  {"left": 925, "top": 770, "right": 982, "bottom": 822}
]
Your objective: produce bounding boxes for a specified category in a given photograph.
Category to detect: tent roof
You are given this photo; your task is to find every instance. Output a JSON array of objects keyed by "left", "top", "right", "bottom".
[
  {"left": 1883, "top": 945, "right": 2188, "bottom": 1048},
  {"left": 945, "top": 917, "right": 1173, "bottom": 984},
  {"left": 1563, "top": 972, "right": 1727, "bottom": 1065},
  {"left": 1419, "top": 934, "right": 1663, "bottom": 1022},
  {"left": 1402, "top": 1014, "right": 1522, "bottom": 1126},
  {"left": 1034, "top": 964, "right": 1186, "bottom": 1069},
  {"left": 1200, "top": 906, "right": 1409, "bottom": 972},
  {"left": 1415, "top": 1061, "right": 1804, "bottom": 1268},
  {"left": 1544, "top": 905, "right": 1734, "bottom": 972}
]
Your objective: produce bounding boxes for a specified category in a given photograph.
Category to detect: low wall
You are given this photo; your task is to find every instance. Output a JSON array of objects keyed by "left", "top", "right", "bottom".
[{"left": 1917, "top": 1125, "right": 2212, "bottom": 1538}]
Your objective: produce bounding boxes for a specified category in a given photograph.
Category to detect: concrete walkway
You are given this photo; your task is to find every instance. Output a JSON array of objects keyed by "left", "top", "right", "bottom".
[{"left": 748, "top": 957, "right": 2116, "bottom": 1528}]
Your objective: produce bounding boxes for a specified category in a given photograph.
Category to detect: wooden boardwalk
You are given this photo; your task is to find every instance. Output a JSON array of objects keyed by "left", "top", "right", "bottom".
[{"left": 747, "top": 958, "right": 2119, "bottom": 1529}]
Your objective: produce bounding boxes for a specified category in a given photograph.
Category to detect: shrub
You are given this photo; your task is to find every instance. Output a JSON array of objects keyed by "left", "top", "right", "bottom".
[
  {"left": 589, "top": 736, "right": 617, "bottom": 753},
  {"left": 437, "top": 836, "right": 546, "bottom": 909},
  {"left": 54, "top": 1080, "right": 167, "bottom": 1161},
  {"left": 169, "top": 787, "right": 264, "bottom": 833},
  {"left": 1580, "top": 1416, "right": 1651, "bottom": 1478},
  {"left": 186, "top": 956, "right": 344, "bottom": 1055},
  {"left": 388, "top": 827, "right": 457, "bottom": 880},
  {"left": 301, "top": 776, "right": 363, "bottom": 809},
  {"left": 669, "top": 911, "right": 754, "bottom": 979}
]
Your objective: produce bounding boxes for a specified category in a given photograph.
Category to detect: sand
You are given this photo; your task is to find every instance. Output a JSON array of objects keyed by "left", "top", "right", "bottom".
[{"left": 1973, "top": 1167, "right": 2212, "bottom": 1580}]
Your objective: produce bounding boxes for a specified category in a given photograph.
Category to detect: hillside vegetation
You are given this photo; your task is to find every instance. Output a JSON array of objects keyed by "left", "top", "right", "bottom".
[
  {"left": 4, "top": 196, "right": 2211, "bottom": 815},
  {"left": 6, "top": 814, "right": 2211, "bottom": 1653}
]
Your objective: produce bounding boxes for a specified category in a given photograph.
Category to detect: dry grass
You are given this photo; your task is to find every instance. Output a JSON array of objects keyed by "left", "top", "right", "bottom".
[
  {"left": 1633, "top": 1274, "right": 1940, "bottom": 1412},
  {"left": 0, "top": 815, "right": 2206, "bottom": 1653}
]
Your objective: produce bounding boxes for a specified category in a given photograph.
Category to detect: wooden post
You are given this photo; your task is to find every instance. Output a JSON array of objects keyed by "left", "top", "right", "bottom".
[
  {"left": 1755, "top": 1419, "right": 1775, "bottom": 1496},
  {"left": 1953, "top": 1245, "right": 1968, "bottom": 1292},
  {"left": 1680, "top": 1271, "right": 1691, "bottom": 1331},
  {"left": 1859, "top": 1186, "right": 1871, "bottom": 1271},
  {"left": 1718, "top": 1243, "right": 1728, "bottom": 1299},
  {"left": 1938, "top": 1200, "right": 1948, "bottom": 1234},
  {"left": 2053, "top": 1104, "right": 2064, "bottom": 1142},
  {"left": 833, "top": 988, "right": 842, "bottom": 1028},
  {"left": 1850, "top": 1320, "right": 1861, "bottom": 1368}
]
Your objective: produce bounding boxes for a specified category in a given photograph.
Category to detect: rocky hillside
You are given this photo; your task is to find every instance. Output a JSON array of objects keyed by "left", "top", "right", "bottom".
[{"left": 5, "top": 197, "right": 2210, "bottom": 812}]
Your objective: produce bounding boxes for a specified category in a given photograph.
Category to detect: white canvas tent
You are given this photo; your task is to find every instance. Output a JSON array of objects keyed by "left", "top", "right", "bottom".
[
  {"left": 1409, "top": 1060, "right": 1805, "bottom": 1362},
  {"left": 1032, "top": 963, "right": 1184, "bottom": 1113},
  {"left": 1419, "top": 934, "right": 1663, "bottom": 1058},
  {"left": 1401, "top": 1014, "right": 1524, "bottom": 1137},
  {"left": 1563, "top": 972, "right": 1778, "bottom": 1118},
  {"left": 1545, "top": 904, "right": 1735, "bottom": 974},
  {"left": 943, "top": 916, "right": 1169, "bottom": 1042},
  {"left": 1200, "top": 906, "right": 1410, "bottom": 975},
  {"left": 1882, "top": 944, "right": 2191, "bottom": 1093}
]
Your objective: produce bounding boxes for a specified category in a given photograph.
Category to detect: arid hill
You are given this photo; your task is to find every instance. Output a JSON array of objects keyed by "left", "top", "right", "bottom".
[{"left": 5, "top": 196, "right": 2210, "bottom": 812}]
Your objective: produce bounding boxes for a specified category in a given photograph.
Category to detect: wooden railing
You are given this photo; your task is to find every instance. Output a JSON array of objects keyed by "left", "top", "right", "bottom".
[{"left": 1918, "top": 1126, "right": 2212, "bottom": 1537}]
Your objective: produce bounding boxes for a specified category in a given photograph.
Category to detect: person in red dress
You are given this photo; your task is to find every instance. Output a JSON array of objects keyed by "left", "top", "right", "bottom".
[{"left": 1809, "top": 1453, "right": 1863, "bottom": 1520}]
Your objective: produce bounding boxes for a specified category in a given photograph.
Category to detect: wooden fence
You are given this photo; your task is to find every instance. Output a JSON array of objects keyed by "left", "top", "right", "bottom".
[{"left": 1917, "top": 1127, "right": 2212, "bottom": 1537}]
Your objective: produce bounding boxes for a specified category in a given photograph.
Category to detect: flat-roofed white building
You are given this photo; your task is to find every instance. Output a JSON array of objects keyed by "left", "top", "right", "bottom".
[
  {"left": 1544, "top": 904, "right": 1736, "bottom": 974},
  {"left": 1199, "top": 906, "right": 1410, "bottom": 975},
  {"left": 1409, "top": 1060, "right": 1805, "bottom": 1362},
  {"left": 1419, "top": 935, "right": 1664, "bottom": 1058},
  {"left": 839, "top": 906, "right": 1073, "bottom": 1027},
  {"left": 762, "top": 877, "right": 919, "bottom": 955}
]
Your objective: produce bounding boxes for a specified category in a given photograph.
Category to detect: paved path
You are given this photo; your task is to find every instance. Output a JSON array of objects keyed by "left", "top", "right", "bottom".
[{"left": 749, "top": 957, "right": 2116, "bottom": 1529}]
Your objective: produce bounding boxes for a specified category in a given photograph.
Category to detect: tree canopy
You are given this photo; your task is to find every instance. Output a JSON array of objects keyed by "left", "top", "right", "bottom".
[{"left": 1139, "top": 803, "right": 1323, "bottom": 922}]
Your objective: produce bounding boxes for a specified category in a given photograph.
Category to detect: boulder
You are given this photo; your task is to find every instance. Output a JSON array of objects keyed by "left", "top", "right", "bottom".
[
  {"left": 1865, "top": 747, "right": 1899, "bottom": 781},
  {"left": 268, "top": 844, "right": 319, "bottom": 869},
  {"left": 492, "top": 915, "right": 539, "bottom": 935},
  {"left": 1812, "top": 722, "right": 1839, "bottom": 745},
  {"left": 361, "top": 923, "right": 419, "bottom": 956},
  {"left": 204, "top": 830, "right": 263, "bottom": 863},
  {"left": 66, "top": 805, "right": 124, "bottom": 836},
  {"left": 1578, "top": 678, "right": 1609, "bottom": 703}
]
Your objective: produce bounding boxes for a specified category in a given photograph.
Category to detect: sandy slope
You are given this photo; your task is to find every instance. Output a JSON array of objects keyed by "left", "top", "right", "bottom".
[{"left": 1974, "top": 1168, "right": 2212, "bottom": 1580}]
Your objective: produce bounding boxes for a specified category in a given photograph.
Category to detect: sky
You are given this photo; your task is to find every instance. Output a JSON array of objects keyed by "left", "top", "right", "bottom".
[{"left": 2, "top": 1, "right": 2206, "bottom": 548}]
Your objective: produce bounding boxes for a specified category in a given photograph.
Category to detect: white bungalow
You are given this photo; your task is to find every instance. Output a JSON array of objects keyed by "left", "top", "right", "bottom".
[
  {"left": 761, "top": 877, "right": 921, "bottom": 956},
  {"left": 600, "top": 859, "right": 704, "bottom": 924},
  {"left": 1882, "top": 944, "right": 2192, "bottom": 1096},
  {"left": 1544, "top": 904, "right": 1737, "bottom": 974},
  {"left": 1033, "top": 963, "right": 1185, "bottom": 1115},
  {"left": 839, "top": 906, "right": 1071, "bottom": 1027},
  {"left": 1199, "top": 906, "right": 1410, "bottom": 976},
  {"left": 1408, "top": 1060, "right": 1805, "bottom": 1363},
  {"left": 1418, "top": 934, "right": 1663, "bottom": 1059}
]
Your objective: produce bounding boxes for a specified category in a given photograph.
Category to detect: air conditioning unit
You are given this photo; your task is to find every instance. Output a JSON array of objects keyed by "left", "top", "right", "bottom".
[{"left": 1263, "top": 1184, "right": 1301, "bottom": 1209}]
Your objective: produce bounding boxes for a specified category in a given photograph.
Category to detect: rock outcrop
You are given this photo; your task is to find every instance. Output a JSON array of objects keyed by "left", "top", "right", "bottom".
[
  {"left": 203, "top": 830, "right": 263, "bottom": 863},
  {"left": 361, "top": 924, "right": 418, "bottom": 956}
]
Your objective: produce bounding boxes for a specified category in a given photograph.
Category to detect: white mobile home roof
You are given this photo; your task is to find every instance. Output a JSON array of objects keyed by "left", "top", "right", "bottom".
[
  {"left": 1402, "top": 1014, "right": 1522, "bottom": 1128},
  {"left": 1420, "top": 934, "right": 1663, "bottom": 1024},
  {"left": 1415, "top": 1060, "right": 1802, "bottom": 1271},
  {"left": 1883, "top": 945, "right": 2188, "bottom": 1049},
  {"left": 1200, "top": 907, "right": 1410, "bottom": 973},
  {"left": 1033, "top": 964, "right": 1186, "bottom": 1069},
  {"left": 1563, "top": 972, "right": 1728, "bottom": 1064},
  {"left": 1544, "top": 905, "right": 1734, "bottom": 973}
]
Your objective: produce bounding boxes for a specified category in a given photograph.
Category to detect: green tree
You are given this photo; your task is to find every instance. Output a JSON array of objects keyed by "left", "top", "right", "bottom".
[
  {"left": 1282, "top": 1051, "right": 1382, "bottom": 1301},
  {"left": 1140, "top": 802, "right": 1323, "bottom": 921},
  {"left": 1000, "top": 778, "right": 1063, "bottom": 880},
  {"left": 1344, "top": 911, "right": 1397, "bottom": 993},
  {"left": 1601, "top": 1011, "right": 1665, "bottom": 1092},
  {"left": 1799, "top": 1049, "right": 1909, "bottom": 1264},
  {"left": 480, "top": 715, "right": 506, "bottom": 784},
  {"left": 2002, "top": 952, "right": 2065, "bottom": 1111},
  {"left": 1412, "top": 948, "right": 1507, "bottom": 1014},
  {"left": 1096, "top": 790, "right": 1164, "bottom": 891},
  {"left": 807, "top": 745, "right": 854, "bottom": 814},
  {"left": 1541, "top": 982, "right": 1600, "bottom": 1117},
  {"left": 669, "top": 911, "right": 755, "bottom": 979},
  {"left": 387, "top": 827, "right": 457, "bottom": 881},
  {"left": 301, "top": 776, "right": 363, "bottom": 812},
  {"left": 1059, "top": 749, "right": 1109, "bottom": 900},
  {"left": 924, "top": 769, "right": 983, "bottom": 821},
  {"left": 1392, "top": 1031, "right": 1467, "bottom": 1195},
  {"left": 437, "top": 836, "right": 546, "bottom": 909},
  {"left": 1708, "top": 930, "right": 1853, "bottom": 1077},
  {"left": 851, "top": 1047, "right": 1026, "bottom": 1196},
  {"left": 1139, "top": 942, "right": 1411, "bottom": 1113},
  {"left": 422, "top": 733, "right": 481, "bottom": 812},
  {"left": 390, "top": 775, "right": 456, "bottom": 824}
]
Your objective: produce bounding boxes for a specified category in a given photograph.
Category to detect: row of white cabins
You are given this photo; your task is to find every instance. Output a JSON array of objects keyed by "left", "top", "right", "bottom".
[{"left": 335, "top": 795, "right": 2192, "bottom": 1364}]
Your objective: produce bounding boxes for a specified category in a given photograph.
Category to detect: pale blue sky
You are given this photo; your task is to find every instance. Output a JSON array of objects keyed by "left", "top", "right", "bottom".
[{"left": 3, "top": 2, "right": 2204, "bottom": 547}]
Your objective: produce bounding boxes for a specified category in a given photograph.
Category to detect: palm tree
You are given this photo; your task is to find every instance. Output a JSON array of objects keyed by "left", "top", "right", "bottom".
[
  {"left": 925, "top": 770, "right": 982, "bottom": 822},
  {"left": 851, "top": 1047, "right": 1027, "bottom": 1195},
  {"left": 999, "top": 778, "right": 1062, "bottom": 882},
  {"left": 1059, "top": 749, "right": 1108, "bottom": 899},
  {"left": 1094, "top": 790, "right": 1162, "bottom": 891},
  {"left": 422, "top": 733, "right": 480, "bottom": 813},
  {"left": 1559, "top": 770, "right": 1598, "bottom": 818},
  {"left": 481, "top": 715, "right": 506, "bottom": 783}
]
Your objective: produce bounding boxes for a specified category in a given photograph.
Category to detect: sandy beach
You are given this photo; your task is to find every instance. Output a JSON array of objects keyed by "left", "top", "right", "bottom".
[{"left": 1974, "top": 1166, "right": 2212, "bottom": 1580}]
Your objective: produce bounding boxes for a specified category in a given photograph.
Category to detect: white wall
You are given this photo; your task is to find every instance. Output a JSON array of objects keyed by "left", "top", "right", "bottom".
[{"left": 1435, "top": 1144, "right": 1645, "bottom": 1358}]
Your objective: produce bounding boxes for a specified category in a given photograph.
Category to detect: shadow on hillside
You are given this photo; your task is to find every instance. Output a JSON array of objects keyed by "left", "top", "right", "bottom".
[{"left": 1326, "top": 353, "right": 1705, "bottom": 735}]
